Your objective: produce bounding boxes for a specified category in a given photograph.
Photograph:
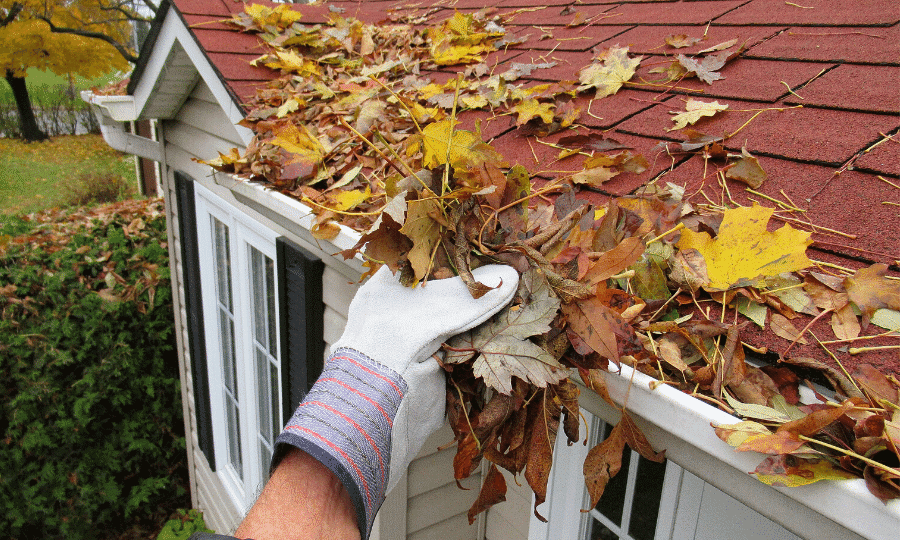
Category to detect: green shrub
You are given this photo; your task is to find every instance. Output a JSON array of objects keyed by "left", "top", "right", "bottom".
[
  {"left": 0, "top": 199, "right": 186, "bottom": 540},
  {"left": 156, "top": 509, "right": 214, "bottom": 540},
  {"left": 65, "top": 173, "right": 137, "bottom": 207}
]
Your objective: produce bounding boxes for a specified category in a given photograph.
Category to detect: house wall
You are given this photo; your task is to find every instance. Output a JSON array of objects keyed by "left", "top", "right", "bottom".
[{"left": 161, "top": 78, "right": 485, "bottom": 538}]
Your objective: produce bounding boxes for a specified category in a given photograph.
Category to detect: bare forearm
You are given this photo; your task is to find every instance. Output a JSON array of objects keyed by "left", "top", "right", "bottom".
[{"left": 235, "top": 448, "right": 360, "bottom": 540}]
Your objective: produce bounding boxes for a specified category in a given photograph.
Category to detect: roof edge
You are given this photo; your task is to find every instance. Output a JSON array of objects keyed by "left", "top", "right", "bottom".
[{"left": 126, "top": 0, "right": 171, "bottom": 96}]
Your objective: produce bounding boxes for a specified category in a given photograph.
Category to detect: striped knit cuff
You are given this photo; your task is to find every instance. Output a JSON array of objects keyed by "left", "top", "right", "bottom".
[{"left": 274, "top": 347, "right": 407, "bottom": 540}]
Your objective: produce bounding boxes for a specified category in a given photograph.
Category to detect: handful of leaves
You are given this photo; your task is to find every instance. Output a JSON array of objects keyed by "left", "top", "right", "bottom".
[{"left": 206, "top": 3, "right": 900, "bottom": 520}]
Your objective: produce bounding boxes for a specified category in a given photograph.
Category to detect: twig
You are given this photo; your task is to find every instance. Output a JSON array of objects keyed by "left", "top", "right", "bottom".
[
  {"left": 878, "top": 175, "right": 900, "bottom": 190},
  {"left": 781, "top": 81, "right": 804, "bottom": 100},
  {"left": 849, "top": 345, "right": 900, "bottom": 355},
  {"left": 798, "top": 435, "right": 900, "bottom": 479},
  {"left": 646, "top": 222, "right": 685, "bottom": 244},
  {"left": 820, "top": 331, "right": 899, "bottom": 345},
  {"left": 782, "top": 308, "right": 833, "bottom": 358},
  {"left": 339, "top": 117, "right": 416, "bottom": 178}
]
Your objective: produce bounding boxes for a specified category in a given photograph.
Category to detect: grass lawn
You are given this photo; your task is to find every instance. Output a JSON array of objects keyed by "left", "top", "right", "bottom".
[{"left": 0, "top": 134, "right": 138, "bottom": 215}]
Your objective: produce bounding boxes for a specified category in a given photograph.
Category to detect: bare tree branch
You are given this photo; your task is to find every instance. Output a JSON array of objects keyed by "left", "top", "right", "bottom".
[
  {"left": 37, "top": 16, "right": 139, "bottom": 63},
  {"left": 1, "top": 3, "right": 24, "bottom": 27}
]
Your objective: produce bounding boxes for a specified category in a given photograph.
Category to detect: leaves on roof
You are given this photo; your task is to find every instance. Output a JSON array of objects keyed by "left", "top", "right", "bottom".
[{"left": 196, "top": 3, "right": 900, "bottom": 513}]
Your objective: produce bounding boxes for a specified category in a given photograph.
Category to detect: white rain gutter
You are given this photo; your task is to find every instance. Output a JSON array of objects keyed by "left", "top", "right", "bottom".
[
  {"left": 580, "top": 363, "right": 900, "bottom": 540},
  {"left": 217, "top": 172, "right": 900, "bottom": 540},
  {"left": 80, "top": 91, "right": 162, "bottom": 162}
]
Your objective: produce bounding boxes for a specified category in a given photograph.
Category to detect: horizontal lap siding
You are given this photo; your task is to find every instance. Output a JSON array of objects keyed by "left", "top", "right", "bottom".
[{"left": 485, "top": 469, "right": 531, "bottom": 540}]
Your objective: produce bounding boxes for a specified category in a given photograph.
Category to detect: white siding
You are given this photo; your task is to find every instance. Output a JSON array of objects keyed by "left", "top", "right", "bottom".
[{"left": 485, "top": 469, "right": 530, "bottom": 540}]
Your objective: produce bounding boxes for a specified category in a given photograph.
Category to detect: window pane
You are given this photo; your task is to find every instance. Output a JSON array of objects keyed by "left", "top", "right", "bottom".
[
  {"left": 256, "top": 348, "right": 272, "bottom": 446},
  {"left": 270, "top": 359, "right": 280, "bottom": 437},
  {"left": 220, "top": 310, "right": 237, "bottom": 394},
  {"left": 265, "top": 255, "right": 276, "bottom": 353},
  {"left": 226, "top": 397, "right": 243, "bottom": 481},
  {"left": 628, "top": 457, "right": 666, "bottom": 540},
  {"left": 259, "top": 440, "right": 272, "bottom": 481},
  {"left": 588, "top": 520, "right": 619, "bottom": 540},
  {"left": 251, "top": 248, "right": 267, "bottom": 348},
  {"left": 211, "top": 218, "right": 232, "bottom": 311}
]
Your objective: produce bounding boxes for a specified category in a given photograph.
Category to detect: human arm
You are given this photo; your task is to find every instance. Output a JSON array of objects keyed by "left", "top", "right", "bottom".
[{"left": 198, "top": 265, "right": 518, "bottom": 540}]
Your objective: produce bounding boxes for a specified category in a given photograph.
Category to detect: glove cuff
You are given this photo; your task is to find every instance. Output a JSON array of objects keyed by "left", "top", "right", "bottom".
[{"left": 273, "top": 348, "right": 407, "bottom": 540}]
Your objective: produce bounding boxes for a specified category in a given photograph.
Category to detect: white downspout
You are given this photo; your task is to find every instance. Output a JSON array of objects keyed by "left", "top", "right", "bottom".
[{"left": 81, "top": 91, "right": 162, "bottom": 162}]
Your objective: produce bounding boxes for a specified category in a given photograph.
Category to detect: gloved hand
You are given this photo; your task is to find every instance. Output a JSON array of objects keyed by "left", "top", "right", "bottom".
[{"left": 273, "top": 264, "right": 518, "bottom": 539}]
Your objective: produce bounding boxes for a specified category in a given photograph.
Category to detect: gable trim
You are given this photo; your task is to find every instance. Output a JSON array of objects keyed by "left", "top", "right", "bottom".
[{"left": 123, "top": 0, "right": 253, "bottom": 144}]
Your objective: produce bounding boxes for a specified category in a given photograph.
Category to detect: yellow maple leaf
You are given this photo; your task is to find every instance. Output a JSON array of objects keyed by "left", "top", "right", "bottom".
[
  {"left": 269, "top": 123, "right": 325, "bottom": 164},
  {"left": 328, "top": 187, "right": 372, "bottom": 212},
  {"left": 266, "top": 50, "right": 319, "bottom": 76},
  {"left": 577, "top": 46, "right": 643, "bottom": 99},
  {"left": 668, "top": 98, "right": 728, "bottom": 131},
  {"left": 510, "top": 99, "right": 555, "bottom": 125},
  {"left": 245, "top": 4, "right": 303, "bottom": 29},
  {"left": 416, "top": 119, "right": 480, "bottom": 169},
  {"left": 677, "top": 205, "right": 812, "bottom": 291},
  {"left": 399, "top": 197, "right": 444, "bottom": 281}
]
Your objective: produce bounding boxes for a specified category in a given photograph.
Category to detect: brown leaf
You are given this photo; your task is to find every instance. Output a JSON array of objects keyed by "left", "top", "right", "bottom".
[
  {"left": 844, "top": 263, "right": 900, "bottom": 323},
  {"left": 863, "top": 449, "right": 900, "bottom": 502},
  {"left": 582, "top": 236, "right": 645, "bottom": 286},
  {"left": 736, "top": 430, "right": 805, "bottom": 455},
  {"left": 556, "top": 380, "right": 581, "bottom": 445},
  {"left": 578, "top": 367, "right": 616, "bottom": 407},
  {"left": 525, "top": 390, "right": 561, "bottom": 520},
  {"left": 557, "top": 133, "right": 630, "bottom": 153},
  {"left": 621, "top": 411, "right": 665, "bottom": 462},
  {"left": 454, "top": 432, "right": 483, "bottom": 481},
  {"left": 583, "top": 420, "right": 626, "bottom": 508},
  {"left": 467, "top": 464, "right": 508, "bottom": 524},
  {"left": 853, "top": 364, "right": 899, "bottom": 406},
  {"left": 831, "top": 303, "right": 861, "bottom": 341},
  {"left": 562, "top": 297, "right": 624, "bottom": 364},
  {"left": 725, "top": 149, "right": 767, "bottom": 189},
  {"left": 776, "top": 401, "right": 852, "bottom": 438},
  {"left": 665, "top": 34, "right": 702, "bottom": 48},
  {"left": 769, "top": 312, "right": 808, "bottom": 344},
  {"left": 475, "top": 391, "right": 516, "bottom": 441}
]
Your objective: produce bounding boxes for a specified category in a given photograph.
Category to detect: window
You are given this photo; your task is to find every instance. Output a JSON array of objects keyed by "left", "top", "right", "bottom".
[
  {"left": 530, "top": 411, "right": 680, "bottom": 540},
  {"left": 530, "top": 409, "right": 803, "bottom": 540},
  {"left": 195, "top": 185, "right": 283, "bottom": 509}
]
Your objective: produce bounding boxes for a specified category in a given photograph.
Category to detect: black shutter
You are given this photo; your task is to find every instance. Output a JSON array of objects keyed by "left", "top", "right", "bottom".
[
  {"left": 276, "top": 237, "right": 325, "bottom": 426},
  {"left": 174, "top": 172, "right": 216, "bottom": 471}
]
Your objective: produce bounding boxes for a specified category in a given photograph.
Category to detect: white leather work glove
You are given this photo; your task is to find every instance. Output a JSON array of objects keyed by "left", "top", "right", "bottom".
[{"left": 273, "top": 264, "right": 518, "bottom": 539}]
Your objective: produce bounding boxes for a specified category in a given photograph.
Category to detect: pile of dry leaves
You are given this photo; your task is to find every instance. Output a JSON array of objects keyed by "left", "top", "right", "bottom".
[{"left": 202, "top": 3, "right": 900, "bottom": 520}]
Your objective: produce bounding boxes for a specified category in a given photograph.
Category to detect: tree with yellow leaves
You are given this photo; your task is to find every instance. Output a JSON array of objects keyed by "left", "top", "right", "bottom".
[{"left": 0, "top": 1, "right": 153, "bottom": 141}]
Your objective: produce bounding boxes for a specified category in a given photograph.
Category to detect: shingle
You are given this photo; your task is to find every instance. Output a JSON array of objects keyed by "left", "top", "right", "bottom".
[
  {"left": 600, "top": 1, "right": 748, "bottom": 26},
  {"left": 785, "top": 64, "right": 900, "bottom": 114},
  {"left": 854, "top": 134, "right": 900, "bottom": 177},
  {"left": 633, "top": 58, "right": 832, "bottom": 103},
  {"left": 713, "top": 0, "right": 900, "bottom": 26},
  {"left": 616, "top": 97, "right": 900, "bottom": 166},
  {"left": 607, "top": 24, "right": 783, "bottom": 56},
  {"left": 746, "top": 26, "right": 900, "bottom": 65}
]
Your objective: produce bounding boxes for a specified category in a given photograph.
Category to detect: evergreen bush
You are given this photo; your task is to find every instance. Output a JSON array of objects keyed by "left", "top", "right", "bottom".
[{"left": 0, "top": 199, "right": 186, "bottom": 539}]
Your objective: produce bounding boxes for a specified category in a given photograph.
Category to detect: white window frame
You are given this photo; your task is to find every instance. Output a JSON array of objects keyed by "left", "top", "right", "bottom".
[
  {"left": 529, "top": 409, "right": 682, "bottom": 540},
  {"left": 530, "top": 408, "right": 803, "bottom": 540},
  {"left": 195, "top": 184, "right": 283, "bottom": 512}
]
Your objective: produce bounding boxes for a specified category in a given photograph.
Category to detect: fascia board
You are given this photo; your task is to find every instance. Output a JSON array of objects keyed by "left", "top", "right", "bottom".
[
  {"left": 577, "top": 364, "right": 900, "bottom": 540},
  {"left": 128, "top": 6, "right": 254, "bottom": 145}
]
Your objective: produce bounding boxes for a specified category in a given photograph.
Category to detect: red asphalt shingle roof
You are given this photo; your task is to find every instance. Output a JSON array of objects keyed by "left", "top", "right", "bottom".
[{"left": 167, "top": 0, "right": 899, "bottom": 373}]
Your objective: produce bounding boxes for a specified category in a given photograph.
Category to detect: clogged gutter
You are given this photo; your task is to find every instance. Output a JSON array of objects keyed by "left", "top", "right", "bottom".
[{"left": 199, "top": 3, "right": 900, "bottom": 520}]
